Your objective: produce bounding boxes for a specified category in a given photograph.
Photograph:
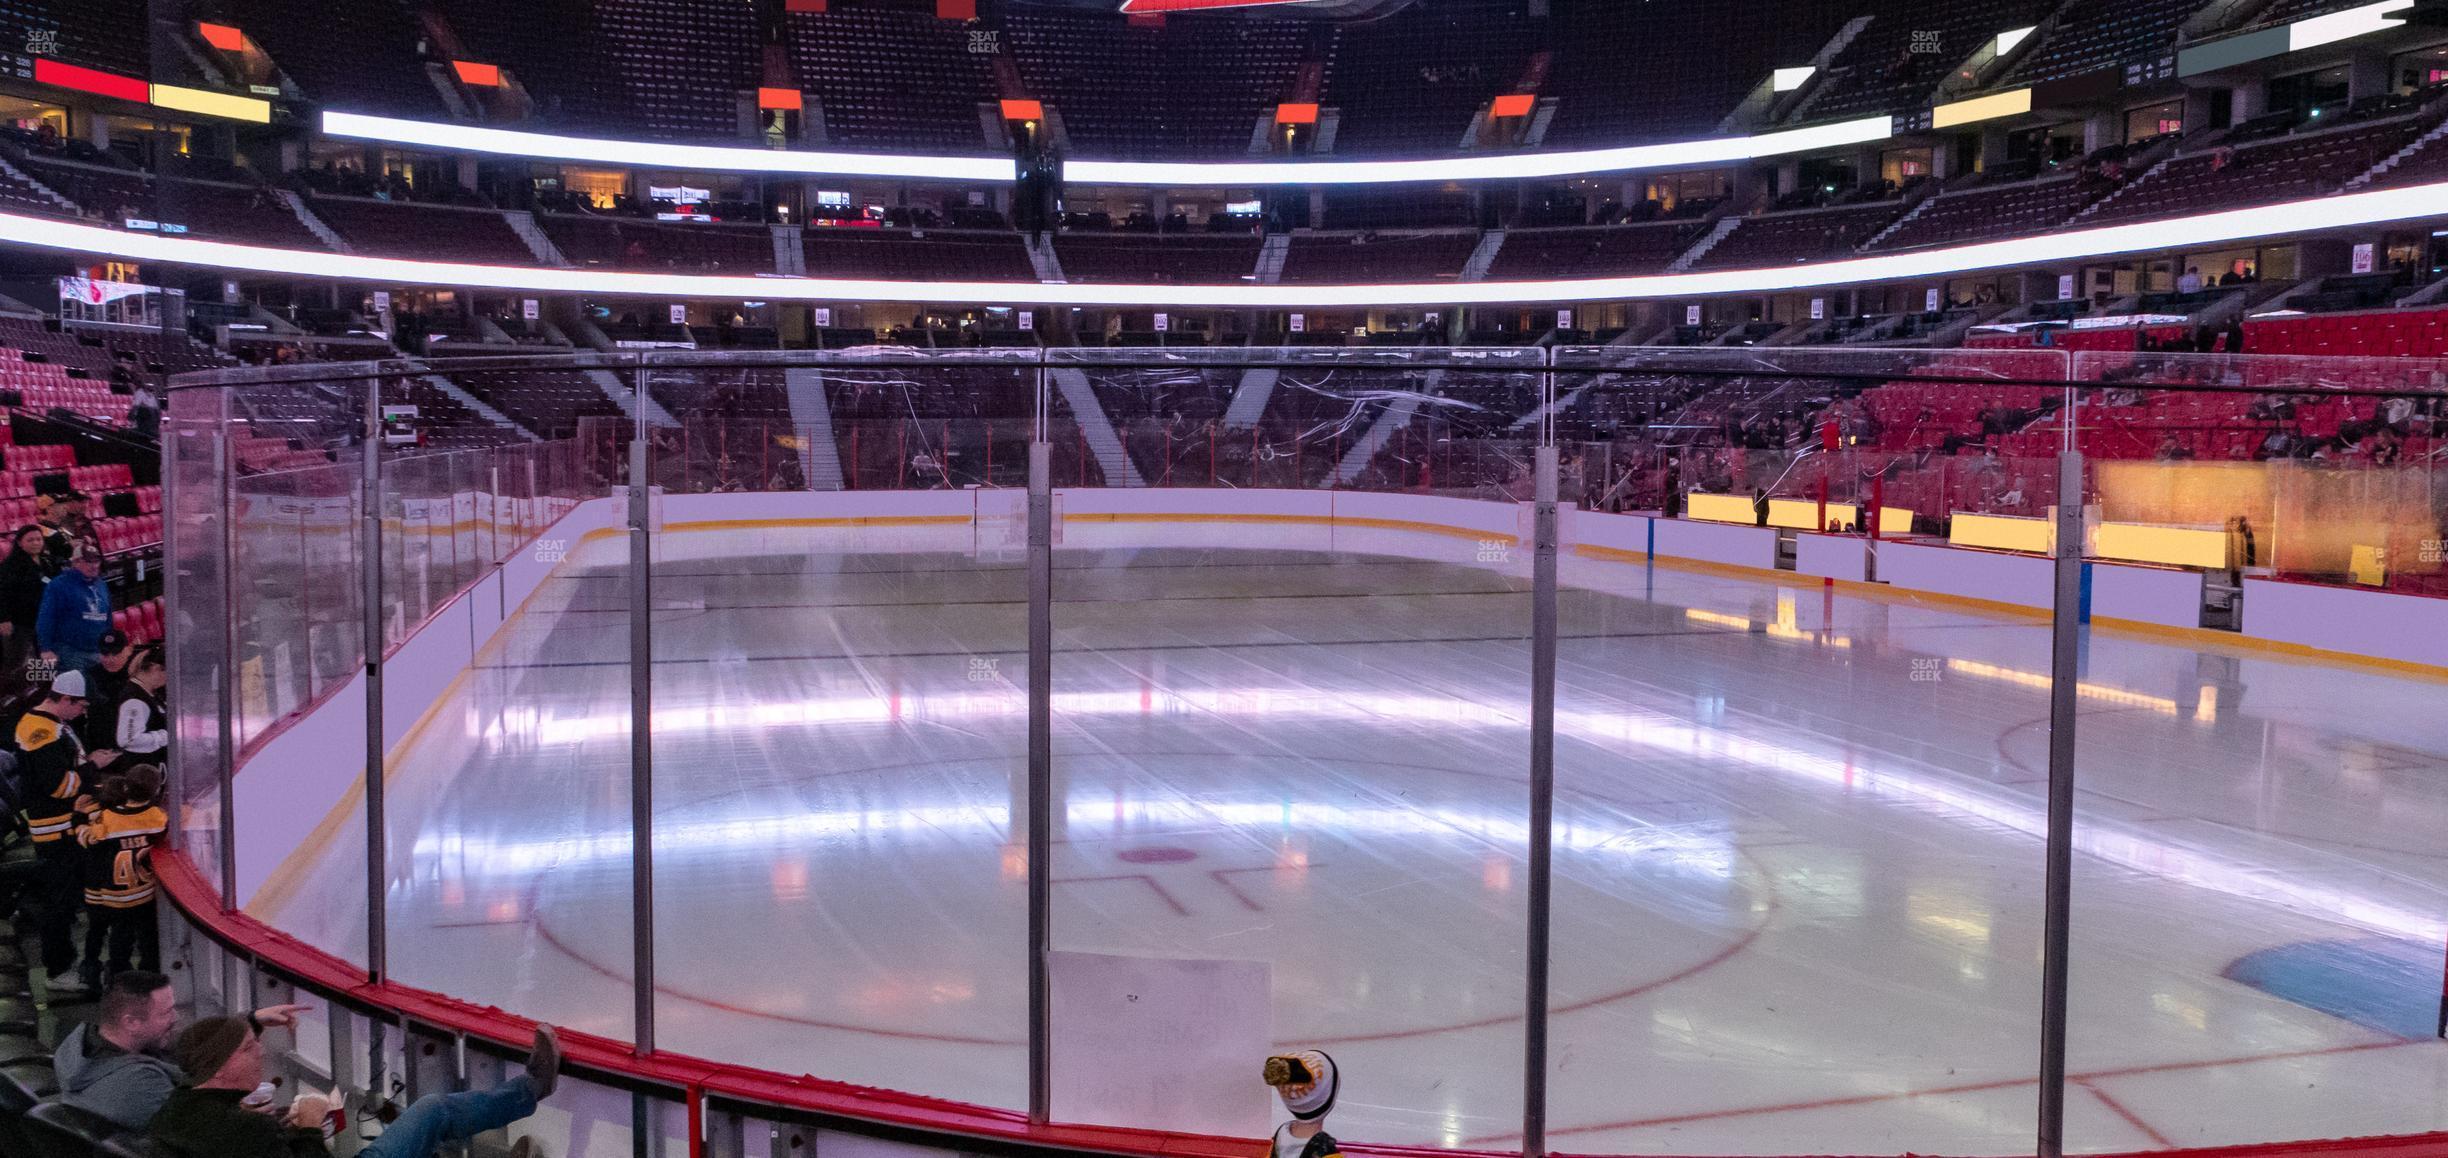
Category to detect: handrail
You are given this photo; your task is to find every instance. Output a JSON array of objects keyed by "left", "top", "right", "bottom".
[{"left": 152, "top": 849, "right": 1329, "bottom": 1158}]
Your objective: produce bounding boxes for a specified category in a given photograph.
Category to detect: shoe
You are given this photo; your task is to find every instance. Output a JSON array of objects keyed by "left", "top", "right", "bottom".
[{"left": 525, "top": 1025, "right": 560, "bottom": 1100}]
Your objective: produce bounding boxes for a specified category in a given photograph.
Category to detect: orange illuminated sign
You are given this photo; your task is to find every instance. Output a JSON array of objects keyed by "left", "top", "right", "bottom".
[
  {"left": 758, "top": 87, "right": 803, "bottom": 111},
  {"left": 1275, "top": 102, "right": 1319, "bottom": 125},
  {"left": 1000, "top": 99, "right": 1044, "bottom": 121},
  {"left": 197, "top": 23, "right": 246, "bottom": 52},
  {"left": 452, "top": 61, "right": 502, "bottom": 87},
  {"left": 1490, "top": 93, "right": 1536, "bottom": 118}
]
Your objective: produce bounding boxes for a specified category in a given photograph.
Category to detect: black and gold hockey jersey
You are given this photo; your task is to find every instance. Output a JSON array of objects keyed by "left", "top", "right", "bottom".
[
  {"left": 78, "top": 801, "right": 166, "bottom": 908},
  {"left": 15, "top": 709, "right": 84, "bottom": 845}
]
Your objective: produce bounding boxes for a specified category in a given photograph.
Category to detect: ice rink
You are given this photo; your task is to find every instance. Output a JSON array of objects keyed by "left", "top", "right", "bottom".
[{"left": 255, "top": 518, "right": 2448, "bottom": 1156}]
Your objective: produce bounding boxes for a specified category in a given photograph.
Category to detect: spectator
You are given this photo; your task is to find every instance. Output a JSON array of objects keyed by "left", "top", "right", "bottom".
[
  {"left": 2229, "top": 515, "right": 2258, "bottom": 579},
  {"left": 38, "top": 545, "right": 113, "bottom": 676},
  {"left": 35, "top": 493, "right": 80, "bottom": 573},
  {"left": 52, "top": 970, "right": 183, "bottom": 1130},
  {"left": 149, "top": 1020, "right": 561, "bottom": 1158},
  {"left": 55, "top": 491, "right": 93, "bottom": 555},
  {"left": 2368, "top": 426, "right": 2403, "bottom": 465},
  {"left": 2178, "top": 266, "right": 2204, "bottom": 294},
  {"left": 76, "top": 762, "right": 166, "bottom": 990},
  {"left": 15, "top": 669, "right": 120, "bottom": 992},
  {"left": 53, "top": 979, "right": 312, "bottom": 1132},
  {"left": 112, "top": 645, "right": 168, "bottom": 757},
  {"left": 79, "top": 629, "right": 133, "bottom": 749},
  {"left": 130, "top": 383, "right": 160, "bottom": 439},
  {"left": 0, "top": 524, "right": 49, "bottom": 679}
]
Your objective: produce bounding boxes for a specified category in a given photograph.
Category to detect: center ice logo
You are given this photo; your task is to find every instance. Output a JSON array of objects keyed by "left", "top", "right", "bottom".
[{"left": 1910, "top": 658, "right": 1942, "bottom": 683}]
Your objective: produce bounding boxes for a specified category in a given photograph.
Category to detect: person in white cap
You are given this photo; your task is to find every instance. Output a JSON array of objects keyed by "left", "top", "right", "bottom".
[
  {"left": 15, "top": 667, "right": 122, "bottom": 992},
  {"left": 1262, "top": 1050, "right": 1341, "bottom": 1158}
]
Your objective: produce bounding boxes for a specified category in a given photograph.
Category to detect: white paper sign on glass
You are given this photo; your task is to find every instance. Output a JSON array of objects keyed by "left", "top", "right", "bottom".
[{"left": 1049, "top": 951, "right": 1271, "bottom": 1138}]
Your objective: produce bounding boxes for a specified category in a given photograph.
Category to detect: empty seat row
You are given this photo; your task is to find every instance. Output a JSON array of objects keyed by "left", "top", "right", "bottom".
[
  {"left": 5, "top": 445, "right": 73, "bottom": 472},
  {"left": 92, "top": 514, "right": 162, "bottom": 557},
  {"left": 2247, "top": 306, "right": 2448, "bottom": 357},
  {"left": 66, "top": 464, "right": 133, "bottom": 492},
  {"left": 2082, "top": 117, "right": 2427, "bottom": 226},
  {"left": 114, "top": 596, "right": 164, "bottom": 645},
  {"left": 1280, "top": 231, "right": 1478, "bottom": 283}
]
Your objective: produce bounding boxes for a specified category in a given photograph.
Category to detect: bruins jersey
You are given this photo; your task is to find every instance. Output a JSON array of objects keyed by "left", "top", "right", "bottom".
[
  {"left": 15, "top": 710, "right": 84, "bottom": 844},
  {"left": 79, "top": 802, "right": 166, "bottom": 908}
]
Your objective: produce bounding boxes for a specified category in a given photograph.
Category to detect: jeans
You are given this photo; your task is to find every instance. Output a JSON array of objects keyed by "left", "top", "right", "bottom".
[
  {"left": 361, "top": 1074, "right": 541, "bottom": 1158},
  {"left": 50, "top": 650, "right": 98, "bottom": 680}
]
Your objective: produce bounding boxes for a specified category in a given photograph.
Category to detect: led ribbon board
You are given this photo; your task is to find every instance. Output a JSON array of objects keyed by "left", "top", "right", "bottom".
[
  {"left": 3, "top": 181, "right": 2443, "bottom": 307},
  {"left": 324, "top": 110, "right": 1894, "bottom": 186},
  {"left": 1117, "top": 0, "right": 1339, "bottom": 10},
  {"left": 319, "top": 112, "right": 1017, "bottom": 183}
]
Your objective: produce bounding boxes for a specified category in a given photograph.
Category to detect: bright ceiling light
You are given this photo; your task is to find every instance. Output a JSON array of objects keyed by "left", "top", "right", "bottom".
[
  {"left": 324, "top": 109, "right": 1895, "bottom": 187},
  {"left": 2288, "top": 0, "right": 2413, "bottom": 51},
  {"left": 7, "top": 180, "right": 2445, "bottom": 307},
  {"left": 320, "top": 111, "right": 1017, "bottom": 184}
]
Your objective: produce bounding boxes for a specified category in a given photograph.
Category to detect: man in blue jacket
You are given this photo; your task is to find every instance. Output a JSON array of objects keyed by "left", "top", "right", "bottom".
[{"left": 38, "top": 545, "right": 110, "bottom": 676}]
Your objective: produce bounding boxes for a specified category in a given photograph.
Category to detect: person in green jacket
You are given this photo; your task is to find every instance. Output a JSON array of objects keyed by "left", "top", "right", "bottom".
[{"left": 148, "top": 1015, "right": 559, "bottom": 1158}]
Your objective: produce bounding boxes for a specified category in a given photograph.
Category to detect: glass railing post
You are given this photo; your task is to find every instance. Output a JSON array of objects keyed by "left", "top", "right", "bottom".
[
  {"left": 361, "top": 377, "right": 388, "bottom": 985},
  {"left": 1026, "top": 435, "right": 1053, "bottom": 1125},
  {"left": 1524, "top": 439, "right": 1558, "bottom": 1158},
  {"left": 2037, "top": 441, "right": 2086, "bottom": 1158},
  {"left": 630, "top": 362, "right": 658, "bottom": 1055},
  {"left": 215, "top": 428, "right": 238, "bottom": 908}
]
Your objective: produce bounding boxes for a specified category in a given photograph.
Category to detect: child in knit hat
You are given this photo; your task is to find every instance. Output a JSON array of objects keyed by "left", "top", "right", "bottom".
[{"left": 1262, "top": 1050, "right": 1341, "bottom": 1158}]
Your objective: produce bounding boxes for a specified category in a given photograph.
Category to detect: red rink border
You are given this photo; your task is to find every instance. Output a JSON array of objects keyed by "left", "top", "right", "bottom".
[{"left": 158, "top": 853, "right": 2448, "bottom": 1158}]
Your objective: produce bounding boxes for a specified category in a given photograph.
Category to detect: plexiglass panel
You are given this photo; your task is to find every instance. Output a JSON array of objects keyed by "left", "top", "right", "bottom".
[
  {"left": 641, "top": 352, "right": 1035, "bottom": 1106},
  {"left": 1046, "top": 348, "right": 1543, "bottom": 1146}
]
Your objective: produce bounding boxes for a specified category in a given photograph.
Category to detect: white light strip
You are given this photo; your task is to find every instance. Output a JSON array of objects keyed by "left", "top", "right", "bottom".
[
  {"left": 1067, "top": 116, "right": 1894, "bottom": 185},
  {"left": 324, "top": 109, "right": 1895, "bottom": 187},
  {"left": 320, "top": 111, "right": 1019, "bottom": 184},
  {"left": 8, "top": 180, "right": 2447, "bottom": 307},
  {"left": 2287, "top": 0, "right": 2412, "bottom": 52}
]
